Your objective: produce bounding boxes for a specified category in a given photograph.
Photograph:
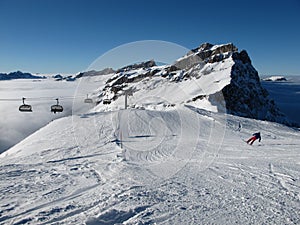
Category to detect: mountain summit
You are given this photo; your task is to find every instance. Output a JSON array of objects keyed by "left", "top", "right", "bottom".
[{"left": 96, "top": 43, "right": 289, "bottom": 125}]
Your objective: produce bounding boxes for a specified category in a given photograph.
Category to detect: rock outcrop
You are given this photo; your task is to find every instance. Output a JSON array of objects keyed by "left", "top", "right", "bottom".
[{"left": 97, "top": 43, "right": 291, "bottom": 126}]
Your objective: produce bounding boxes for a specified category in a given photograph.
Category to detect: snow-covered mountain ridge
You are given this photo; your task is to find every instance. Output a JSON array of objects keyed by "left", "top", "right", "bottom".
[
  {"left": 0, "top": 71, "right": 46, "bottom": 80},
  {"left": 94, "top": 43, "right": 291, "bottom": 126}
]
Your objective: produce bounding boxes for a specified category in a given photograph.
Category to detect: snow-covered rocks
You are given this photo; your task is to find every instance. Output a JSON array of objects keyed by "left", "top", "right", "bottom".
[
  {"left": 263, "top": 76, "right": 287, "bottom": 82},
  {"left": 1, "top": 103, "right": 299, "bottom": 224},
  {"left": 96, "top": 43, "right": 291, "bottom": 126}
]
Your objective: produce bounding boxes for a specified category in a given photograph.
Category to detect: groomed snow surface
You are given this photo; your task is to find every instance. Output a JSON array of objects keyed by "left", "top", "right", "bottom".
[{"left": 0, "top": 104, "right": 299, "bottom": 224}]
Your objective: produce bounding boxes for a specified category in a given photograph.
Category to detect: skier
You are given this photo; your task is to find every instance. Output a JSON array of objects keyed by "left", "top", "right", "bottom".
[
  {"left": 237, "top": 122, "right": 242, "bottom": 131},
  {"left": 246, "top": 132, "right": 261, "bottom": 145}
]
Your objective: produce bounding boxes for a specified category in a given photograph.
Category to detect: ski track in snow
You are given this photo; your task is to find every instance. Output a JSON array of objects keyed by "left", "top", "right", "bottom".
[{"left": 0, "top": 106, "right": 299, "bottom": 224}]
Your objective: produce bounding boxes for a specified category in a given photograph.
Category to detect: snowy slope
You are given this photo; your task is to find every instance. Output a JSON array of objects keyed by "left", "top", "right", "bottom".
[
  {"left": 1, "top": 43, "right": 299, "bottom": 224},
  {"left": 94, "top": 58, "right": 233, "bottom": 113},
  {"left": 0, "top": 106, "right": 299, "bottom": 224},
  {"left": 0, "top": 73, "right": 112, "bottom": 154},
  {"left": 0, "top": 79, "right": 78, "bottom": 154}
]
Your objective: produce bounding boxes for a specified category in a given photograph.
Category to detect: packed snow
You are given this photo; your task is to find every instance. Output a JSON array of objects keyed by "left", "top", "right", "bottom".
[{"left": 0, "top": 103, "right": 299, "bottom": 224}]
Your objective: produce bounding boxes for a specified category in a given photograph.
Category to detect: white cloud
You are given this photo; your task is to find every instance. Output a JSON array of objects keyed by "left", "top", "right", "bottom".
[{"left": 0, "top": 79, "right": 81, "bottom": 153}]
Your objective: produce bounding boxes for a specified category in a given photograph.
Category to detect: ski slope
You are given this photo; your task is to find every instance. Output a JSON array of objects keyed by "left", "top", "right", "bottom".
[{"left": 0, "top": 105, "right": 299, "bottom": 224}]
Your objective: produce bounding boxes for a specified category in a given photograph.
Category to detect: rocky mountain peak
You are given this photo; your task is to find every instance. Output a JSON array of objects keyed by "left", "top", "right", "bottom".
[
  {"left": 116, "top": 60, "right": 156, "bottom": 73},
  {"left": 95, "top": 42, "right": 292, "bottom": 126},
  {"left": 176, "top": 43, "right": 239, "bottom": 70},
  {"left": 232, "top": 50, "right": 252, "bottom": 64},
  {"left": 219, "top": 54, "right": 287, "bottom": 124},
  {"left": 191, "top": 42, "right": 214, "bottom": 52},
  {"left": 189, "top": 42, "right": 238, "bottom": 56}
]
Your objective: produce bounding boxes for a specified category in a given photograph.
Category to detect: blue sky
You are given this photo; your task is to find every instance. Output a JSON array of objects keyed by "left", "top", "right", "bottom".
[{"left": 0, "top": 0, "right": 299, "bottom": 75}]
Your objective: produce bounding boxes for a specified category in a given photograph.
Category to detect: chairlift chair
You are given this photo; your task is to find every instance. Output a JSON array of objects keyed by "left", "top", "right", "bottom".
[
  {"left": 103, "top": 98, "right": 111, "bottom": 105},
  {"left": 84, "top": 94, "right": 93, "bottom": 103},
  {"left": 51, "top": 98, "right": 63, "bottom": 114},
  {"left": 19, "top": 97, "right": 32, "bottom": 112}
]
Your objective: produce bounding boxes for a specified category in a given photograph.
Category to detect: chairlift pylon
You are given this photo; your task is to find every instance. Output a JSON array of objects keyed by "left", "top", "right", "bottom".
[
  {"left": 19, "top": 97, "right": 32, "bottom": 112},
  {"left": 51, "top": 98, "right": 63, "bottom": 114}
]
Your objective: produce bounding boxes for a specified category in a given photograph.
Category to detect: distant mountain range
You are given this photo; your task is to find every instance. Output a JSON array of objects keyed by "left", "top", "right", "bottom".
[{"left": 0, "top": 71, "right": 46, "bottom": 80}]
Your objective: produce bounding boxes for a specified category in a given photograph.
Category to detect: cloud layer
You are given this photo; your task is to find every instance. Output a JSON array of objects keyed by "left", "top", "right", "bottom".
[{"left": 0, "top": 79, "right": 82, "bottom": 154}]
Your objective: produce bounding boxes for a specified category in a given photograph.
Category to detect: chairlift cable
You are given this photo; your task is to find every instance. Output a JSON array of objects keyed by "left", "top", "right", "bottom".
[{"left": 0, "top": 95, "right": 86, "bottom": 102}]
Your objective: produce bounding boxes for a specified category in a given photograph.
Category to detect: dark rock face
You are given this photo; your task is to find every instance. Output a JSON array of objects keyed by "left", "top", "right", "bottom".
[
  {"left": 176, "top": 43, "right": 238, "bottom": 69},
  {"left": 75, "top": 68, "right": 115, "bottom": 78},
  {"left": 189, "top": 42, "right": 238, "bottom": 55},
  {"left": 232, "top": 50, "right": 252, "bottom": 64},
  {"left": 105, "top": 60, "right": 157, "bottom": 87},
  {"left": 220, "top": 51, "right": 288, "bottom": 124},
  {"left": 190, "top": 43, "right": 214, "bottom": 52},
  {"left": 212, "top": 43, "right": 238, "bottom": 55},
  {"left": 116, "top": 60, "right": 156, "bottom": 73}
]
